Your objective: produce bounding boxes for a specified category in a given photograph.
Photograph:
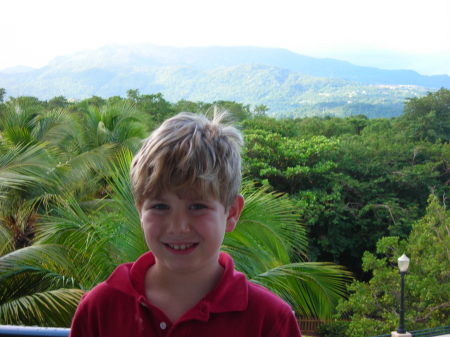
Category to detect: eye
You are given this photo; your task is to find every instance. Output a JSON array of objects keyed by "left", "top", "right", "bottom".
[
  {"left": 151, "top": 203, "right": 169, "bottom": 210},
  {"left": 189, "top": 203, "right": 207, "bottom": 210}
]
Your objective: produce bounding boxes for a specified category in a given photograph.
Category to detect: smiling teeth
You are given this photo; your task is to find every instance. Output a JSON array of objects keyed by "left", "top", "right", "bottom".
[{"left": 168, "top": 243, "right": 195, "bottom": 250}]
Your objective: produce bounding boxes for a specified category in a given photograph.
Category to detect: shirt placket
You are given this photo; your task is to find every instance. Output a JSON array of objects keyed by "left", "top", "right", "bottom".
[
  {"left": 139, "top": 296, "right": 210, "bottom": 337},
  {"left": 138, "top": 297, "right": 173, "bottom": 337}
]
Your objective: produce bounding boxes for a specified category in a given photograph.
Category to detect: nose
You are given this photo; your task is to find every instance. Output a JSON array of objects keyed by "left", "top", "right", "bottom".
[{"left": 166, "top": 210, "right": 191, "bottom": 234}]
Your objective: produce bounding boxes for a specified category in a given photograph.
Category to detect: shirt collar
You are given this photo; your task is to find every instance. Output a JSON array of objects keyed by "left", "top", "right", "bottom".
[
  {"left": 129, "top": 251, "right": 248, "bottom": 318},
  {"left": 202, "top": 252, "right": 248, "bottom": 313}
]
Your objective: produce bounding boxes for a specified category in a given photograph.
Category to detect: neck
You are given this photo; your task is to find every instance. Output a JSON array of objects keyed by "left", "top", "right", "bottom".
[{"left": 147, "top": 255, "right": 224, "bottom": 297}]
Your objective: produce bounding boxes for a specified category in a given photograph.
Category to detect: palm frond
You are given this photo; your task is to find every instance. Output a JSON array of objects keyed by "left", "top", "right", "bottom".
[
  {"left": 224, "top": 181, "right": 307, "bottom": 275},
  {"left": 0, "top": 225, "right": 14, "bottom": 256},
  {"left": 251, "top": 262, "right": 351, "bottom": 318},
  {"left": 32, "top": 108, "right": 78, "bottom": 147},
  {"left": 0, "top": 244, "right": 83, "bottom": 326},
  {"left": 0, "top": 143, "right": 54, "bottom": 199},
  {"left": 0, "top": 244, "right": 78, "bottom": 284},
  {"left": 0, "top": 287, "right": 84, "bottom": 327},
  {"left": 223, "top": 181, "right": 351, "bottom": 318},
  {"left": 36, "top": 199, "right": 121, "bottom": 288},
  {"left": 103, "top": 149, "right": 147, "bottom": 261}
]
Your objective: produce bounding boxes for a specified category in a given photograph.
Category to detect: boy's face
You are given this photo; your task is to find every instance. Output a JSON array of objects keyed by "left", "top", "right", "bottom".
[{"left": 138, "top": 189, "right": 244, "bottom": 275}]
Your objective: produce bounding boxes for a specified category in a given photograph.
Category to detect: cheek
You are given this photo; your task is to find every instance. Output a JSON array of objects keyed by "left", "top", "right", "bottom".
[
  {"left": 200, "top": 216, "right": 227, "bottom": 237},
  {"left": 141, "top": 223, "right": 160, "bottom": 250},
  {"left": 140, "top": 215, "right": 159, "bottom": 237}
]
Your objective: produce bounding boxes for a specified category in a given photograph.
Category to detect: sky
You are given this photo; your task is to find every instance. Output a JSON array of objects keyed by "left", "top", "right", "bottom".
[{"left": 2, "top": 0, "right": 450, "bottom": 74}]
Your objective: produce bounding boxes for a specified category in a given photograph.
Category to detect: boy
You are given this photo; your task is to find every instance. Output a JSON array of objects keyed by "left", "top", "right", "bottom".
[{"left": 70, "top": 112, "right": 302, "bottom": 337}]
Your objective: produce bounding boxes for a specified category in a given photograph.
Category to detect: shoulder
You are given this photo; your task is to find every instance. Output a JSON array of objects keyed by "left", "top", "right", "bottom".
[
  {"left": 75, "top": 261, "right": 139, "bottom": 312},
  {"left": 218, "top": 253, "right": 294, "bottom": 316},
  {"left": 245, "top": 281, "right": 302, "bottom": 336},
  {"left": 216, "top": 254, "right": 302, "bottom": 336},
  {"left": 247, "top": 281, "right": 293, "bottom": 313}
]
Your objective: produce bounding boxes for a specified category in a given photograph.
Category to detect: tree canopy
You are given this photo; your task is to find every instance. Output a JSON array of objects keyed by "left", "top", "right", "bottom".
[
  {"left": 0, "top": 88, "right": 448, "bottom": 329},
  {"left": 336, "top": 195, "right": 450, "bottom": 337}
]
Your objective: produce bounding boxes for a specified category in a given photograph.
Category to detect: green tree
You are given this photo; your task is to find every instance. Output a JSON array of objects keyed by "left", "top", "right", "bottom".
[
  {"left": 0, "top": 88, "right": 5, "bottom": 103},
  {"left": 241, "top": 114, "right": 449, "bottom": 278},
  {"left": 336, "top": 195, "right": 450, "bottom": 337},
  {"left": 106, "top": 96, "right": 124, "bottom": 105},
  {"left": 126, "top": 89, "right": 140, "bottom": 103},
  {"left": 253, "top": 104, "right": 269, "bottom": 116},
  {"left": 0, "top": 142, "right": 58, "bottom": 252},
  {"left": 47, "top": 96, "right": 69, "bottom": 109},
  {"left": 213, "top": 100, "right": 251, "bottom": 121},
  {"left": 125, "top": 90, "right": 175, "bottom": 126},
  {"left": 0, "top": 98, "right": 148, "bottom": 255},
  {"left": 172, "top": 99, "right": 211, "bottom": 114},
  {"left": 243, "top": 129, "right": 339, "bottom": 194},
  {"left": 75, "top": 101, "right": 146, "bottom": 152},
  {"left": 397, "top": 88, "right": 450, "bottom": 143},
  {"left": 137, "top": 93, "right": 174, "bottom": 123},
  {"left": 77, "top": 96, "right": 106, "bottom": 110},
  {"left": 241, "top": 116, "right": 301, "bottom": 138}
]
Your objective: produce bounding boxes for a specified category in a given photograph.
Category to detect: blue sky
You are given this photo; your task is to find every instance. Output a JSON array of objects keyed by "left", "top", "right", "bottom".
[{"left": 2, "top": 0, "right": 450, "bottom": 74}]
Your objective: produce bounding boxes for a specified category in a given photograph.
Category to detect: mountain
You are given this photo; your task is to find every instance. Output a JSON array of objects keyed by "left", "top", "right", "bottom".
[{"left": 0, "top": 44, "right": 447, "bottom": 117}]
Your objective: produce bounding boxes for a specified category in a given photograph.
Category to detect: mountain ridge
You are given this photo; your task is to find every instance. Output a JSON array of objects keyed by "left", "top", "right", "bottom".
[{"left": 0, "top": 44, "right": 447, "bottom": 117}]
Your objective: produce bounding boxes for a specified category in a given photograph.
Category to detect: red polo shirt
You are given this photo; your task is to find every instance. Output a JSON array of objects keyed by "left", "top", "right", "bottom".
[{"left": 70, "top": 252, "right": 302, "bottom": 337}]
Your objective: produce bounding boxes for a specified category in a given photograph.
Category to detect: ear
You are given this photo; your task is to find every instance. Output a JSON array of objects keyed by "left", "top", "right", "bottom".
[{"left": 225, "top": 195, "right": 245, "bottom": 233}]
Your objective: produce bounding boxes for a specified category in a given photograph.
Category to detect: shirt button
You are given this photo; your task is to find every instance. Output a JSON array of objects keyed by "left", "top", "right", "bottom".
[{"left": 160, "top": 321, "right": 167, "bottom": 330}]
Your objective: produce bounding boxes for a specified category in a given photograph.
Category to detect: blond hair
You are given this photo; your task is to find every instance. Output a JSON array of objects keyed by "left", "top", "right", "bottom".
[{"left": 130, "top": 112, "right": 243, "bottom": 208}]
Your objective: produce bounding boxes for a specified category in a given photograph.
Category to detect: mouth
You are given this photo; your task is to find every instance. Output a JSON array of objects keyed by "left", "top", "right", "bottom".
[{"left": 164, "top": 242, "right": 199, "bottom": 253}]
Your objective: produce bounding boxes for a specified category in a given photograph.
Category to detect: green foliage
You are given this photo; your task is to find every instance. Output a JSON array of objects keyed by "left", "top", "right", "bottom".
[
  {"left": 172, "top": 99, "right": 212, "bottom": 114},
  {"left": 212, "top": 100, "right": 251, "bottom": 121},
  {"left": 225, "top": 183, "right": 351, "bottom": 318},
  {"left": 0, "top": 88, "right": 5, "bottom": 103},
  {"left": 0, "top": 245, "right": 84, "bottom": 326},
  {"left": 241, "top": 116, "right": 302, "bottom": 138},
  {"left": 253, "top": 104, "right": 269, "bottom": 116},
  {"left": 126, "top": 89, "right": 175, "bottom": 125},
  {"left": 317, "top": 320, "right": 350, "bottom": 337},
  {"left": 336, "top": 195, "right": 450, "bottom": 337},
  {"left": 75, "top": 101, "right": 147, "bottom": 152},
  {"left": 47, "top": 96, "right": 69, "bottom": 109},
  {"left": 0, "top": 144, "right": 351, "bottom": 326},
  {"left": 1, "top": 89, "right": 449, "bottom": 328},
  {"left": 77, "top": 95, "right": 106, "bottom": 109},
  {"left": 398, "top": 88, "right": 450, "bottom": 142},
  {"left": 242, "top": 111, "right": 449, "bottom": 277},
  {"left": 243, "top": 128, "right": 339, "bottom": 194},
  {"left": 294, "top": 115, "right": 369, "bottom": 138}
]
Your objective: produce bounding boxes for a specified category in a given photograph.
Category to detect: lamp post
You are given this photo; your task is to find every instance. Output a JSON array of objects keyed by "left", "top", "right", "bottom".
[{"left": 397, "top": 254, "right": 410, "bottom": 334}]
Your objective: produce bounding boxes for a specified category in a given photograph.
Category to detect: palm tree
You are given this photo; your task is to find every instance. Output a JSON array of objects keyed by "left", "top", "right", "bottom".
[
  {"left": 0, "top": 142, "right": 57, "bottom": 250},
  {"left": 0, "top": 99, "right": 149, "bottom": 247},
  {"left": 74, "top": 101, "right": 148, "bottom": 153},
  {"left": 0, "top": 101, "right": 150, "bottom": 327},
  {"left": 0, "top": 103, "right": 86, "bottom": 327},
  {"left": 0, "top": 101, "right": 103, "bottom": 251},
  {"left": 0, "top": 244, "right": 84, "bottom": 326}
]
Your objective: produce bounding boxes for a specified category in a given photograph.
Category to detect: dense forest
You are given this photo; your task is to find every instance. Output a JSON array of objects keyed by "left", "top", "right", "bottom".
[{"left": 0, "top": 87, "right": 449, "bottom": 336}]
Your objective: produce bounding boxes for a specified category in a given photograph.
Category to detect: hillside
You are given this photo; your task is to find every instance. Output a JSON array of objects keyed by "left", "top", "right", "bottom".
[{"left": 1, "top": 44, "right": 447, "bottom": 117}]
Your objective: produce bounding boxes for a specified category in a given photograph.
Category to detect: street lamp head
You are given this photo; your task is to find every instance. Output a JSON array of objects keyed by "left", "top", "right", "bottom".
[{"left": 398, "top": 254, "right": 410, "bottom": 273}]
